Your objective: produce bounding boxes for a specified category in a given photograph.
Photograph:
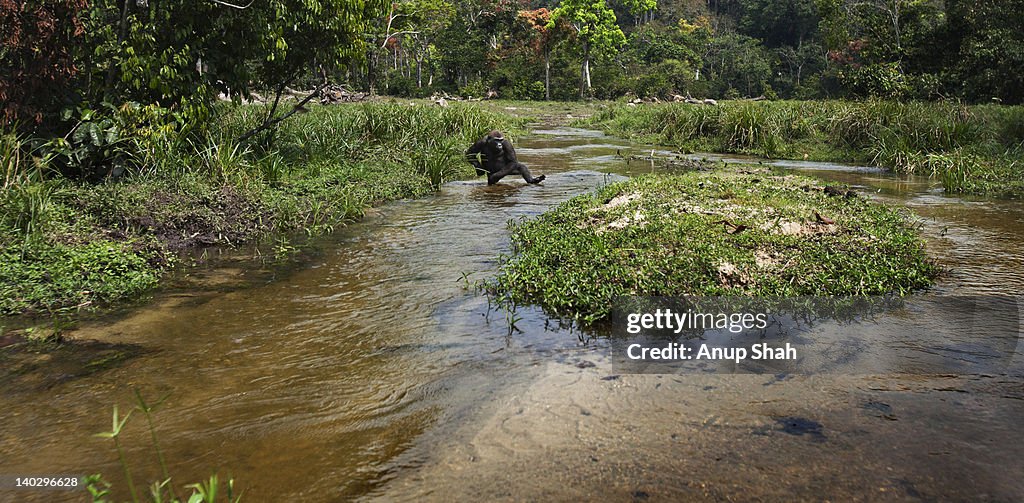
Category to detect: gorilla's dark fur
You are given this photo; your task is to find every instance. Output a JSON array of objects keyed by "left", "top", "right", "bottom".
[{"left": 465, "top": 130, "right": 545, "bottom": 185}]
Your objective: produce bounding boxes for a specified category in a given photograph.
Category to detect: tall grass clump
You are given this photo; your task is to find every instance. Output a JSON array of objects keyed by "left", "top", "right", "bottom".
[
  {"left": 1, "top": 131, "right": 54, "bottom": 250},
  {"left": 0, "top": 181, "right": 55, "bottom": 247},
  {"left": 665, "top": 104, "right": 722, "bottom": 145},
  {"left": 3, "top": 130, "right": 46, "bottom": 189},
  {"left": 722, "top": 102, "right": 783, "bottom": 157},
  {"left": 582, "top": 100, "right": 1024, "bottom": 196}
]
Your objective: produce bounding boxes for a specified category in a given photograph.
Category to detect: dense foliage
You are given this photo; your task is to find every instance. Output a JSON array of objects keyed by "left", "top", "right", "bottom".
[
  {"left": 5, "top": 0, "right": 1021, "bottom": 129},
  {"left": 0, "top": 0, "right": 87, "bottom": 124},
  {"left": 2, "top": 0, "right": 387, "bottom": 134},
  {"left": 363, "top": 0, "right": 1024, "bottom": 104}
]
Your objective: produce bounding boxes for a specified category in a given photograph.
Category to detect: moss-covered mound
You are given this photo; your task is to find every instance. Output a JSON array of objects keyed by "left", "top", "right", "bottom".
[{"left": 490, "top": 170, "right": 938, "bottom": 323}]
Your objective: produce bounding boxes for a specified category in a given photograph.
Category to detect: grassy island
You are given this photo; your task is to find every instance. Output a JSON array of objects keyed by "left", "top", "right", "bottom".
[{"left": 490, "top": 169, "right": 938, "bottom": 323}]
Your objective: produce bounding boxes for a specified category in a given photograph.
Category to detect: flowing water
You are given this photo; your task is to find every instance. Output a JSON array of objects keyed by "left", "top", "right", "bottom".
[{"left": 1, "top": 128, "right": 1022, "bottom": 501}]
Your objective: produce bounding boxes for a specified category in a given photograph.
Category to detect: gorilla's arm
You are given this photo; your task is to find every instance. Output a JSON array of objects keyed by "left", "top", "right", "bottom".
[
  {"left": 500, "top": 138, "right": 518, "bottom": 164},
  {"left": 464, "top": 139, "right": 490, "bottom": 176}
]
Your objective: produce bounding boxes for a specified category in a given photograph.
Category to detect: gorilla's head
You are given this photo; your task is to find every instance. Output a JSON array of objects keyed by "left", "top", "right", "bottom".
[{"left": 488, "top": 130, "right": 505, "bottom": 153}]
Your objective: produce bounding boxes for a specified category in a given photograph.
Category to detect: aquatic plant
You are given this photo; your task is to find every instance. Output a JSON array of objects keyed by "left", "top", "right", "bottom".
[{"left": 88, "top": 392, "right": 242, "bottom": 503}]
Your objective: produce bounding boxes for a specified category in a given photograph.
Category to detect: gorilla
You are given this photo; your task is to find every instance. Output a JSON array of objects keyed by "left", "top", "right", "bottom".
[{"left": 465, "top": 130, "right": 546, "bottom": 185}]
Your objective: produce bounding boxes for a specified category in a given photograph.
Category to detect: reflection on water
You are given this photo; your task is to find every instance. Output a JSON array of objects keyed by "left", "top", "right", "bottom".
[{"left": 1, "top": 129, "right": 1022, "bottom": 502}]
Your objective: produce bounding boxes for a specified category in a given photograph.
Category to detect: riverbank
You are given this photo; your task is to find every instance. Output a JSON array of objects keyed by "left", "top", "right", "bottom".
[
  {"left": 0, "top": 102, "right": 525, "bottom": 318},
  {"left": 580, "top": 100, "right": 1024, "bottom": 197},
  {"left": 490, "top": 168, "right": 938, "bottom": 323}
]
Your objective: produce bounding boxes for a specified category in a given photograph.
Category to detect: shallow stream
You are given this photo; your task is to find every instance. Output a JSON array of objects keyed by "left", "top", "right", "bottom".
[{"left": 1, "top": 128, "right": 1022, "bottom": 501}]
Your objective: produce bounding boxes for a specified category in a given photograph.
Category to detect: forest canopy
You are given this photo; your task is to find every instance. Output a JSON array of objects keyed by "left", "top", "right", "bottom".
[
  {"left": 3, "top": 0, "right": 1024, "bottom": 132},
  {"left": 359, "top": 0, "right": 1024, "bottom": 104}
]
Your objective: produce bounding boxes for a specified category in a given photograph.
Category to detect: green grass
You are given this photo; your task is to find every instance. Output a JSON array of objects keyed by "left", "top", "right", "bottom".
[
  {"left": 581, "top": 100, "right": 1024, "bottom": 197},
  {"left": 489, "top": 169, "right": 938, "bottom": 324},
  {"left": 0, "top": 102, "right": 526, "bottom": 316}
]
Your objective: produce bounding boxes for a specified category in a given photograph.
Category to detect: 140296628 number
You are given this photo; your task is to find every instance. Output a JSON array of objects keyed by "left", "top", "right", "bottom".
[{"left": 14, "top": 476, "right": 80, "bottom": 488}]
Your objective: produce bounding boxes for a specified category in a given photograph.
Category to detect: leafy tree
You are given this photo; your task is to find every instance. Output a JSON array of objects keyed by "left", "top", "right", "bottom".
[
  {"left": 774, "top": 40, "right": 824, "bottom": 94},
  {"left": 0, "top": 0, "right": 87, "bottom": 128},
  {"left": 816, "top": 0, "right": 944, "bottom": 98},
  {"left": 815, "top": 0, "right": 848, "bottom": 51},
  {"left": 377, "top": 0, "right": 454, "bottom": 90},
  {"left": 550, "top": 0, "right": 628, "bottom": 98},
  {"left": 675, "top": 16, "right": 714, "bottom": 83},
  {"left": 621, "top": 0, "right": 657, "bottom": 24},
  {"left": 517, "top": 8, "right": 571, "bottom": 100},
  {"left": 705, "top": 32, "right": 772, "bottom": 97},
  {"left": 944, "top": 0, "right": 1024, "bottom": 104},
  {"left": 77, "top": 0, "right": 387, "bottom": 137},
  {"left": 738, "top": 0, "right": 819, "bottom": 48},
  {"left": 627, "top": 23, "right": 700, "bottom": 65},
  {"left": 433, "top": 6, "right": 488, "bottom": 90},
  {"left": 85, "top": 0, "right": 388, "bottom": 108}
]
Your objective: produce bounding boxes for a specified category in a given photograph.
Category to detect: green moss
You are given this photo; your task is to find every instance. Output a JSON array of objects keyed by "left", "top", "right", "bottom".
[{"left": 490, "top": 170, "right": 938, "bottom": 324}]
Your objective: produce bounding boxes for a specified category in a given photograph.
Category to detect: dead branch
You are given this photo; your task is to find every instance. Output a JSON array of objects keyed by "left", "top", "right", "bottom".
[
  {"left": 210, "top": 0, "right": 253, "bottom": 9},
  {"left": 237, "top": 81, "right": 327, "bottom": 143}
]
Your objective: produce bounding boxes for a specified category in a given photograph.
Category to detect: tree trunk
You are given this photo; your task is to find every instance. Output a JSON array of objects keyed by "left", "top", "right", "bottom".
[
  {"left": 104, "top": 0, "right": 132, "bottom": 98},
  {"left": 416, "top": 54, "right": 423, "bottom": 88},
  {"left": 579, "top": 41, "right": 591, "bottom": 99},
  {"left": 544, "top": 50, "right": 551, "bottom": 101},
  {"left": 366, "top": 48, "right": 377, "bottom": 94}
]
